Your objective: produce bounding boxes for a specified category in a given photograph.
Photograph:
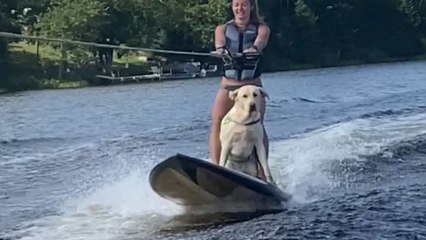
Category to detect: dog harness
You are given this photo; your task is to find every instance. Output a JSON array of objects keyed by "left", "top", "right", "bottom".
[
  {"left": 220, "top": 20, "right": 262, "bottom": 81},
  {"left": 221, "top": 115, "right": 261, "bottom": 164},
  {"left": 226, "top": 150, "right": 262, "bottom": 180},
  {"left": 227, "top": 153, "right": 251, "bottom": 162}
]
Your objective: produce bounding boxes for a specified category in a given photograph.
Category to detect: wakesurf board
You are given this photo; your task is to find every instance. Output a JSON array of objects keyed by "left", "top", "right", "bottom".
[{"left": 149, "top": 153, "right": 291, "bottom": 214}]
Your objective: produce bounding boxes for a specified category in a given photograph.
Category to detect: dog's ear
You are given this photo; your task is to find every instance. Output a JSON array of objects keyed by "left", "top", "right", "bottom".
[
  {"left": 258, "top": 87, "right": 270, "bottom": 100},
  {"left": 229, "top": 89, "right": 238, "bottom": 100}
]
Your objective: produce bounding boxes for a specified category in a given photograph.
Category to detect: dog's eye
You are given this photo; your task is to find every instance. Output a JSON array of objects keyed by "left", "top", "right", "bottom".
[
  {"left": 243, "top": 94, "right": 248, "bottom": 98},
  {"left": 253, "top": 93, "right": 258, "bottom": 97}
]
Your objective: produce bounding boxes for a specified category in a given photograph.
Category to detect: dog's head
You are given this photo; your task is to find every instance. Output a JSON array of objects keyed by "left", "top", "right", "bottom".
[{"left": 229, "top": 85, "right": 269, "bottom": 113}]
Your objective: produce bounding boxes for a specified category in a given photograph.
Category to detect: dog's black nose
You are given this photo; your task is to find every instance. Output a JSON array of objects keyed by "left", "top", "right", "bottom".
[{"left": 250, "top": 103, "right": 256, "bottom": 111}]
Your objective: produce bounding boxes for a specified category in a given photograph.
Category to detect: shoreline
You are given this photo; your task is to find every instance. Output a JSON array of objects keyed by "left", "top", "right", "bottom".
[{"left": 3, "top": 56, "right": 426, "bottom": 92}]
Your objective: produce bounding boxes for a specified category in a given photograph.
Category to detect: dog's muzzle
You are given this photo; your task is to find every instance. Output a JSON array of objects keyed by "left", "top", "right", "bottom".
[{"left": 249, "top": 103, "right": 256, "bottom": 112}]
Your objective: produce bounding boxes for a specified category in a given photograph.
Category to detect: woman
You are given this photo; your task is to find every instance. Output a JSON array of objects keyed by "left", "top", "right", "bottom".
[{"left": 209, "top": 0, "right": 271, "bottom": 179}]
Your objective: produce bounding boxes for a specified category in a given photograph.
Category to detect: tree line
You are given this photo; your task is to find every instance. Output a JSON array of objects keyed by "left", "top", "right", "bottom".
[{"left": 1, "top": 0, "right": 426, "bottom": 89}]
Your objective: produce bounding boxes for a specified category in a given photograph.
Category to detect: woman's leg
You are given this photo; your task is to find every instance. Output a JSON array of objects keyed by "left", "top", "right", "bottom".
[
  {"left": 209, "top": 87, "right": 234, "bottom": 165},
  {"left": 257, "top": 94, "right": 269, "bottom": 180},
  {"left": 260, "top": 94, "right": 269, "bottom": 158}
]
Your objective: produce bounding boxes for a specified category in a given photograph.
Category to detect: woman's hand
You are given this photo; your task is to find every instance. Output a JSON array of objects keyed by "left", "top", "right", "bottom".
[
  {"left": 214, "top": 47, "right": 229, "bottom": 55},
  {"left": 243, "top": 46, "right": 259, "bottom": 53}
]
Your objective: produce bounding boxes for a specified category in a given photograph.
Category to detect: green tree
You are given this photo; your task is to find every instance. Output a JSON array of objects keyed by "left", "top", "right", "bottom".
[
  {"left": 125, "top": 0, "right": 229, "bottom": 61},
  {"left": 305, "top": 0, "right": 358, "bottom": 63},
  {"left": 12, "top": 0, "right": 50, "bottom": 35},
  {"left": 98, "top": 0, "right": 164, "bottom": 49},
  {"left": 0, "top": 0, "right": 13, "bottom": 88},
  {"left": 184, "top": 0, "right": 229, "bottom": 51},
  {"left": 400, "top": 0, "right": 422, "bottom": 27},
  {"left": 352, "top": 0, "right": 422, "bottom": 59},
  {"left": 37, "top": 0, "right": 108, "bottom": 67},
  {"left": 397, "top": 0, "right": 426, "bottom": 50},
  {"left": 257, "top": 0, "right": 297, "bottom": 70},
  {"left": 291, "top": 0, "right": 321, "bottom": 64}
]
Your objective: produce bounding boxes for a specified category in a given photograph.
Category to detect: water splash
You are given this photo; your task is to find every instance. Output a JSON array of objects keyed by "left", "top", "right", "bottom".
[
  {"left": 3, "top": 170, "right": 183, "bottom": 240},
  {"left": 269, "top": 113, "right": 426, "bottom": 203}
]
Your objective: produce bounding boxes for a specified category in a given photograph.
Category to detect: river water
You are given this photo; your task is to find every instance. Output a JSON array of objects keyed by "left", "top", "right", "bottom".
[{"left": 1, "top": 61, "right": 426, "bottom": 239}]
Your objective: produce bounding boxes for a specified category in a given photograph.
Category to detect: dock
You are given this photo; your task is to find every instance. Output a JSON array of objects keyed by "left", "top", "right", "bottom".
[
  {"left": 95, "top": 62, "right": 216, "bottom": 84},
  {"left": 95, "top": 73, "right": 161, "bottom": 83}
]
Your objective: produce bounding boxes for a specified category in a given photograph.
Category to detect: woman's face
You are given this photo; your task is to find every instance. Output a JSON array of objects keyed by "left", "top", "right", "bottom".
[{"left": 232, "top": 0, "right": 252, "bottom": 23}]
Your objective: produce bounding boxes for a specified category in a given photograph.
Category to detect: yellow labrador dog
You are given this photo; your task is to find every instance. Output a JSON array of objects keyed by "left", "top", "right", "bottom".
[{"left": 219, "top": 85, "right": 275, "bottom": 185}]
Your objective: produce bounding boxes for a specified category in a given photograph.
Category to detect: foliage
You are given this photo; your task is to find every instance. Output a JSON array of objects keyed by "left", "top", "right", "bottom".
[
  {"left": 184, "top": 0, "right": 229, "bottom": 50},
  {"left": 3, "top": 0, "right": 426, "bottom": 88},
  {"left": 0, "top": 0, "right": 12, "bottom": 87},
  {"left": 37, "top": 0, "right": 106, "bottom": 40},
  {"left": 27, "top": 0, "right": 426, "bottom": 64},
  {"left": 36, "top": 0, "right": 107, "bottom": 66}
]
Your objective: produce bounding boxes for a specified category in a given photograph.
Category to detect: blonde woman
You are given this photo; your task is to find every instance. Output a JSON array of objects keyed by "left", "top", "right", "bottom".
[{"left": 209, "top": 0, "right": 271, "bottom": 180}]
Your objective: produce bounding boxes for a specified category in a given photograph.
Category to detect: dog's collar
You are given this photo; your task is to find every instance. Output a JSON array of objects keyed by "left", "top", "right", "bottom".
[
  {"left": 244, "top": 118, "right": 261, "bottom": 126},
  {"left": 227, "top": 117, "right": 261, "bottom": 126}
]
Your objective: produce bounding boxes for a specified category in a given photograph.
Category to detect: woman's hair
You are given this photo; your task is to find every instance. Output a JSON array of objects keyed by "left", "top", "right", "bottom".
[{"left": 249, "top": 0, "right": 264, "bottom": 23}]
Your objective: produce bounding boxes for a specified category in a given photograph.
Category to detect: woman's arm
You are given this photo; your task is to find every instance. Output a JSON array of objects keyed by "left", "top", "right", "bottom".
[
  {"left": 251, "top": 23, "right": 270, "bottom": 52},
  {"left": 215, "top": 24, "right": 227, "bottom": 49}
]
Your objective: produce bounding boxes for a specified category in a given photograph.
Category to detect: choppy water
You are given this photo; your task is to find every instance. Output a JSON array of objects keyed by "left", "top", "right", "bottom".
[{"left": 1, "top": 60, "right": 426, "bottom": 240}]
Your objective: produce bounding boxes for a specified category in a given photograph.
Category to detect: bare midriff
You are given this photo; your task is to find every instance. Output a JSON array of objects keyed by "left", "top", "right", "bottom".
[{"left": 220, "top": 76, "right": 263, "bottom": 88}]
